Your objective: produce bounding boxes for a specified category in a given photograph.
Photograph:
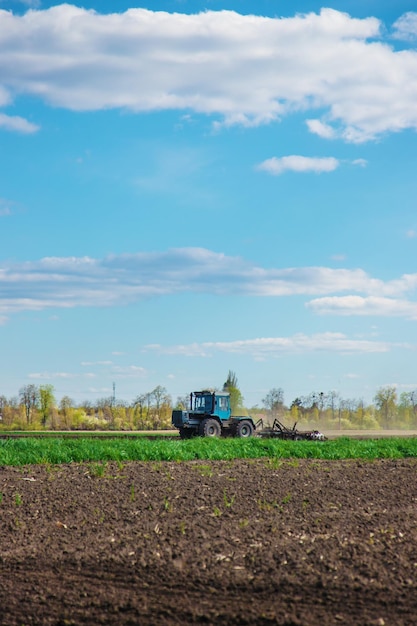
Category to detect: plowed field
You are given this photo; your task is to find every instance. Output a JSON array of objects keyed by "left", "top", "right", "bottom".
[{"left": 1, "top": 458, "right": 416, "bottom": 625}]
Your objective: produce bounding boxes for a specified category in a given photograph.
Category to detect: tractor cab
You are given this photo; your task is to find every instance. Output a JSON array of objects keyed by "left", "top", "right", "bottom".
[
  {"left": 191, "top": 392, "right": 213, "bottom": 413},
  {"left": 191, "top": 391, "right": 231, "bottom": 422}
]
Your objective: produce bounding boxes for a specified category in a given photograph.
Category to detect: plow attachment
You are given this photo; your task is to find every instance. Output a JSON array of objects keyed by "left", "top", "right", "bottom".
[{"left": 256, "top": 418, "right": 327, "bottom": 441}]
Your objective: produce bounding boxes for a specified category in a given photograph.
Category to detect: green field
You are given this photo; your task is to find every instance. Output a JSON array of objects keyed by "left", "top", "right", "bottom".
[{"left": 1, "top": 435, "right": 417, "bottom": 466}]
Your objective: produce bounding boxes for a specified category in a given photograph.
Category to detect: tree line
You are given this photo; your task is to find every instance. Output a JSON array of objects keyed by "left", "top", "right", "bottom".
[
  {"left": 0, "top": 384, "right": 173, "bottom": 431},
  {"left": 0, "top": 376, "right": 416, "bottom": 431},
  {"left": 261, "top": 386, "right": 417, "bottom": 430}
]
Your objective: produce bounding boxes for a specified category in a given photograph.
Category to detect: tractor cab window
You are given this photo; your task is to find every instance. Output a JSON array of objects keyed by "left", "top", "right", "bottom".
[
  {"left": 194, "top": 395, "right": 212, "bottom": 412},
  {"left": 219, "top": 396, "right": 228, "bottom": 411}
]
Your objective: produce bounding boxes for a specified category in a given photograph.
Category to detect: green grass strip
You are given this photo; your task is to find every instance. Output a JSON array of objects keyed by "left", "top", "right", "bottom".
[{"left": 0, "top": 436, "right": 417, "bottom": 466}]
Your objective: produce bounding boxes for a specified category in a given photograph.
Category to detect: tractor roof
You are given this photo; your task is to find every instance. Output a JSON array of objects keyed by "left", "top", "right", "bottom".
[{"left": 193, "top": 390, "right": 230, "bottom": 397}]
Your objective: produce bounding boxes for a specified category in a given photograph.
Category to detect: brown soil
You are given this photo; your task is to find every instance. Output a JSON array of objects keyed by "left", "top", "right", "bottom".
[{"left": 1, "top": 458, "right": 417, "bottom": 625}]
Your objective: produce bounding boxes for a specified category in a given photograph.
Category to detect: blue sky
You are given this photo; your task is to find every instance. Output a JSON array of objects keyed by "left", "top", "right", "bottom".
[{"left": 1, "top": 0, "right": 417, "bottom": 407}]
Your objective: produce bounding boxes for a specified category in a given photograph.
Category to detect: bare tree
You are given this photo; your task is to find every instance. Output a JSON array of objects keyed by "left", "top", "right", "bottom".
[
  {"left": 132, "top": 393, "right": 147, "bottom": 421},
  {"left": 262, "top": 388, "right": 284, "bottom": 411},
  {"left": 151, "top": 385, "right": 170, "bottom": 415},
  {"left": 0, "top": 394, "right": 6, "bottom": 421},
  {"left": 150, "top": 386, "right": 172, "bottom": 427},
  {"left": 175, "top": 395, "right": 190, "bottom": 410},
  {"left": 60, "top": 396, "right": 74, "bottom": 428},
  {"left": 326, "top": 390, "right": 340, "bottom": 421},
  {"left": 19, "top": 384, "right": 39, "bottom": 425},
  {"left": 374, "top": 386, "right": 397, "bottom": 429}
]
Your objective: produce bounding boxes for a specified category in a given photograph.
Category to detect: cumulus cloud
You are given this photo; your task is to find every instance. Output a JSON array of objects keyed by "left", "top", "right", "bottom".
[
  {"left": 257, "top": 155, "right": 339, "bottom": 175},
  {"left": 0, "top": 248, "right": 416, "bottom": 319},
  {"left": 81, "top": 362, "right": 148, "bottom": 379},
  {"left": 0, "top": 6, "right": 416, "bottom": 141},
  {"left": 80, "top": 361, "right": 113, "bottom": 367},
  {"left": 0, "top": 112, "right": 39, "bottom": 133},
  {"left": 111, "top": 365, "right": 147, "bottom": 378},
  {"left": 306, "top": 119, "right": 337, "bottom": 139},
  {"left": 144, "top": 332, "right": 397, "bottom": 357},
  {"left": 28, "top": 371, "right": 90, "bottom": 380},
  {"left": 392, "top": 12, "right": 417, "bottom": 41},
  {"left": 307, "top": 296, "right": 417, "bottom": 320},
  {"left": 29, "top": 362, "right": 148, "bottom": 381}
]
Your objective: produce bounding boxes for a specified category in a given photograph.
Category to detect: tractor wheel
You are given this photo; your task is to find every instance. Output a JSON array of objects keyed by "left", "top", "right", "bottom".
[
  {"left": 235, "top": 420, "right": 254, "bottom": 438},
  {"left": 179, "top": 428, "right": 194, "bottom": 439},
  {"left": 199, "top": 418, "right": 221, "bottom": 437}
]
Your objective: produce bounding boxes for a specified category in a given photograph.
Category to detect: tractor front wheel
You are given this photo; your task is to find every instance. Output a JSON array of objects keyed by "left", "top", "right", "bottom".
[
  {"left": 179, "top": 428, "right": 195, "bottom": 439},
  {"left": 235, "top": 420, "right": 254, "bottom": 438},
  {"left": 199, "top": 418, "right": 221, "bottom": 437}
]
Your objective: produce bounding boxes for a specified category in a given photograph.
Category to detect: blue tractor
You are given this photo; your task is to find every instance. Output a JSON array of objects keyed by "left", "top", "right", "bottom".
[{"left": 172, "top": 390, "right": 256, "bottom": 438}]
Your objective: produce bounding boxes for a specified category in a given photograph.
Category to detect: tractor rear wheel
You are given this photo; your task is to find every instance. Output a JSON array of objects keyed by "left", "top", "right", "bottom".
[
  {"left": 235, "top": 420, "right": 254, "bottom": 438},
  {"left": 199, "top": 418, "right": 221, "bottom": 437}
]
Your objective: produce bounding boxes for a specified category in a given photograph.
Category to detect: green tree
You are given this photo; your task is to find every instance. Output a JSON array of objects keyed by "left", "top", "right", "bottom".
[
  {"left": 374, "top": 386, "right": 397, "bottom": 429},
  {"left": 39, "top": 385, "right": 56, "bottom": 427},
  {"left": 223, "top": 370, "right": 243, "bottom": 415}
]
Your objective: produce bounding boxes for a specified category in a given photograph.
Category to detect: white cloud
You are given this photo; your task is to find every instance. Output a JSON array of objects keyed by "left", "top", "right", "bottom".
[
  {"left": 307, "top": 295, "right": 417, "bottom": 320},
  {"left": 0, "top": 249, "right": 417, "bottom": 318},
  {"left": 144, "top": 332, "right": 397, "bottom": 357},
  {"left": 111, "top": 365, "right": 147, "bottom": 378},
  {"left": 406, "top": 229, "right": 417, "bottom": 239},
  {"left": 87, "top": 387, "right": 112, "bottom": 394},
  {"left": 81, "top": 360, "right": 113, "bottom": 366},
  {"left": 27, "top": 363, "right": 148, "bottom": 381},
  {"left": 80, "top": 361, "right": 147, "bottom": 378},
  {"left": 306, "top": 119, "right": 336, "bottom": 139},
  {"left": 0, "top": 112, "right": 39, "bottom": 133},
  {"left": 0, "top": 7, "right": 416, "bottom": 141},
  {"left": 28, "top": 371, "right": 84, "bottom": 380},
  {"left": 257, "top": 155, "right": 339, "bottom": 175},
  {"left": 392, "top": 12, "right": 417, "bottom": 41}
]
